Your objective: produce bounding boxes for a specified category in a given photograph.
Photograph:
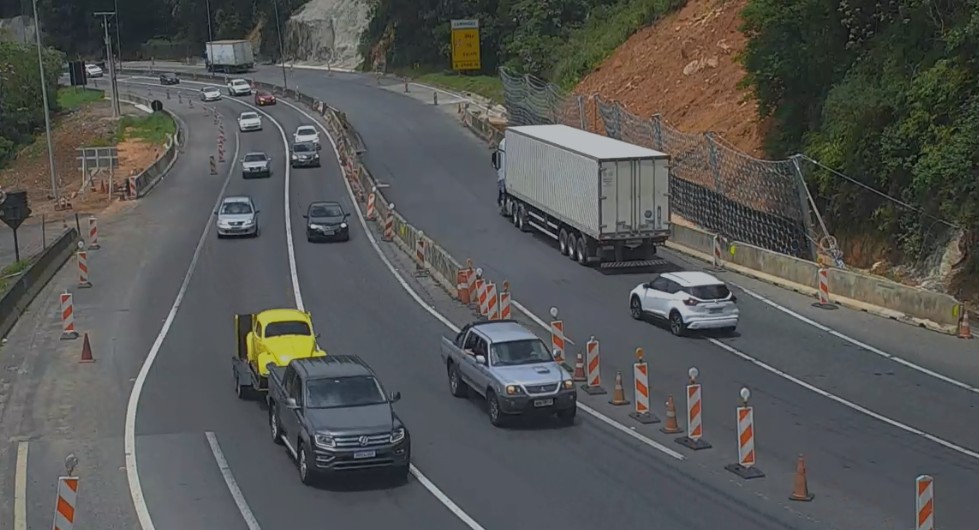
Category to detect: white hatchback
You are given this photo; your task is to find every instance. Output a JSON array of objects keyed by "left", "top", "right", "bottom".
[
  {"left": 629, "top": 271, "right": 738, "bottom": 336},
  {"left": 293, "top": 125, "right": 319, "bottom": 145},
  {"left": 237, "top": 111, "right": 262, "bottom": 132},
  {"left": 227, "top": 78, "right": 252, "bottom": 96}
]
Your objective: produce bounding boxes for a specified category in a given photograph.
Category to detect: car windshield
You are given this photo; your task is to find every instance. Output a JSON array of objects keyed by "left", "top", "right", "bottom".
[
  {"left": 294, "top": 143, "right": 313, "bottom": 153},
  {"left": 220, "top": 202, "right": 252, "bottom": 214},
  {"left": 264, "top": 320, "right": 311, "bottom": 338},
  {"left": 685, "top": 284, "right": 731, "bottom": 300},
  {"left": 309, "top": 204, "right": 342, "bottom": 217},
  {"left": 232, "top": 80, "right": 247, "bottom": 86},
  {"left": 305, "top": 375, "right": 386, "bottom": 409},
  {"left": 297, "top": 127, "right": 315, "bottom": 136},
  {"left": 240, "top": 113, "right": 258, "bottom": 120},
  {"left": 243, "top": 153, "right": 267, "bottom": 162},
  {"left": 491, "top": 339, "right": 553, "bottom": 366}
]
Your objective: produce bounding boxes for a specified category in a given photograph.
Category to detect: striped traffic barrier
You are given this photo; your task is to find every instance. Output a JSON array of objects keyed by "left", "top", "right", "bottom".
[
  {"left": 549, "top": 307, "right": 566, "bottom": 365},
  {"left": 629, "top": 348, "right": 659, "bottom": 424},
  {"left": 60, "top": 291, "right": 78, "bottom": 340},
  {"left": 581, "top": 336, "right": 606, "bottom": 395},
  {"left": 725, "top": 387, "right": 764, "bottom": 479},
  {"left": 87, "top": 216, "right": 100, "bottom": 249},
  {"left": 414, "top": 231, "right": 427, "bottom": 277},
  {"left": 366, "top": 187, "right": 377, "bottom": 220},
  {"left": 916, "top": 474, "right": 934, "bottom": 530},
  {"left": 210, "top": 155, "right": 217, "bottom": 175},
  {"left": 476, "top": 277, "right": 488, "bottom": 317},
  {"left": 485, "top": 282, "right": 499, "bottom": 320},
  {"left": 712, "top": 234, "right": 724, "bottom": 270},
  {"left": 76, "top": 249, "right": 92, "bottom": 288},
  {"left": 465, "top": 260, "right": 477, "bottom": 308},
  {"left": 813, "top": 268, "right": 837, "bottom": 309},
  {"left": 676, "top": 367, "right": 711, "bottom": 450},
  {"left": 128, "top": 176, "right": 138, "bottom": 200},
  {"left": 499, "top": 281, "right": 511, "bottom": 319},
  {"left": 383, "top": 203, "right": 394, "bottom": 241},
  {"left": 456, "top": 269, "right": 471, "bottom": 305},
  {"left": 52, "top": 475, "right": 79, "bottom": 530}
]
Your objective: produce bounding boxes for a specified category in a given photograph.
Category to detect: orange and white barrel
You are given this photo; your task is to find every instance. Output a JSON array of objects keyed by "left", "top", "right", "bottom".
[
  {"left": 53, "top": 476, "right": 79, "bottom": 530},
  {"left": 585, "top": 336, "right": 601, "bottom": 388},
  {"left": 456, "top": 269, "right": 471, "bottom": 304},
  {"left": 76, "top": 251, "right": 92, "bottom": 288},
  {"left": 550, "top": 320, "right": 566, "bottom": 364},
  {"left": 736, "top": 405, "right": 756, "bottom": 468},
  {"left": 916, "top": 475, "right": 934, "bottom": 530}
]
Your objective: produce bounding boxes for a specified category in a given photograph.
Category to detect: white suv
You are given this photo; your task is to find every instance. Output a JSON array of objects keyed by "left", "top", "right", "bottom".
[
  {"left": 628, "top": 271, "right": 739, "bottom": 336},
  {"left": 227, "top": 78, "right": 252, "bottom": 96}
]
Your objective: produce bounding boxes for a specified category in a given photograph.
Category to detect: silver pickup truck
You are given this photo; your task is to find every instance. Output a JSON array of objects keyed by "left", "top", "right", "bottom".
[{"left": 440, "top": 320, "right": 577, "bottom": 427}]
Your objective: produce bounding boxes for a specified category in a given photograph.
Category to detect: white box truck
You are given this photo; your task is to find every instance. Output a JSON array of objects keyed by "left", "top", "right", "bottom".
[
  {"left": 492, "top": 124, "right": 670, "bottom": 267},
  {"left": 204, "top": 40, "right": 254, "bottom": 73}
]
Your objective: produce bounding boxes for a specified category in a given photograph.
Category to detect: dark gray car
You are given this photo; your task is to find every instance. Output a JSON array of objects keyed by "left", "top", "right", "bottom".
[
  {"left": 304, "top": 201, "right": 349, "bottom": 242},
  {"left": 290, "top": 141, "right": 321, "bottom": 168},
  {"left": 266, "top": 356, "right": 410, "bottom": 485}
]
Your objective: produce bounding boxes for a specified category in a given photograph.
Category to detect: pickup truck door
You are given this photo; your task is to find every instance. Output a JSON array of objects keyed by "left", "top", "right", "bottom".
[
  {"left": 458, "top": 332, "right": 483, "bottom": 394},
  {"left": 280, "top": 369, "right": 303, "bottom": 442},
  {"left": 469, "top": 335, "right": 493, "bottom": 395}
]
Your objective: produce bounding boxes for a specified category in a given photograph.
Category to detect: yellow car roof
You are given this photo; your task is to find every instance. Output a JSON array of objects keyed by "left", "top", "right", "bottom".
[{"left": 258, "top": 308, "right": 311, "bottom": 323}]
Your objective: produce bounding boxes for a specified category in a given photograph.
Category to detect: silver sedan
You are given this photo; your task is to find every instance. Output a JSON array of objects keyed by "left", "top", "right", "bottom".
[{"left": 215, "top": 195, "right": 259, "bottom": 238}]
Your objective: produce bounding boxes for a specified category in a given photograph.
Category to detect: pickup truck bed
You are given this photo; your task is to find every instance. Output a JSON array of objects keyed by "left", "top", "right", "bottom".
[{"left": 232, "top": 312, "right": 264, "bottom": 399}]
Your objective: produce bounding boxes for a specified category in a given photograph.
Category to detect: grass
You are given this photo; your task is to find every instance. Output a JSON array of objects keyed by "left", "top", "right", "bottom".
[
  {"left": 115, "top": 113, "right": 176, "bottom": 145},
  {"left": 397, "top": 70, "right": 505, "bottom": 104},
  {"left": 0, "top": 259, "right": 32, "bottom": 292},
  {"left": 57, "top": 87, "right": 105, "bottom": 111}
]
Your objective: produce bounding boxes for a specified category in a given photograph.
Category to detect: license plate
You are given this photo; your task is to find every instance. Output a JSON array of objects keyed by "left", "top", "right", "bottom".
[
  {"left": 353, "top": 450, "right": 376, "bottom": 459},
  {"left": 322, "top": 229, "right": 334, "bottom": 235},
  {"left": 709, "top": 308, "right": 723, "bottom": 314},
  {"left": 533, "top": 399, "right": 554, "bottom": 408}
]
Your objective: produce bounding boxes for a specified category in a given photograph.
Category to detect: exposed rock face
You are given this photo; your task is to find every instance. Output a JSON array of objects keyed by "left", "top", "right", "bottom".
[
  {"left": 0, "top": 16, "right": 36, "bottom": 44},
  {"left": 284, "top": 0, "right": 370, "bottom": 69}
]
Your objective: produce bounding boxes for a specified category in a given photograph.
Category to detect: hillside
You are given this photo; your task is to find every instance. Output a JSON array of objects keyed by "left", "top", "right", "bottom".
[{"left": 574, "top": 0, "right": 763, "bottom": 157}]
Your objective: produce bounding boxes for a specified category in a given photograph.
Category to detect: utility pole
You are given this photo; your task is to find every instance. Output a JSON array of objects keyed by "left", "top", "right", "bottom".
[
  {"left": 113, "top": 0, "right": 123, "bottom": 67},
  {"left": 94, "top": 12, "right": 120, "bottom": 117},
  {"left": 205, "top": 0, "right": 214, "bottom": 76},
  {"left": 270, "top": 0, "right": 289, "bottom": 90},
  {"left": 31, "top": 0, "right": 58, "bottom": 200}
]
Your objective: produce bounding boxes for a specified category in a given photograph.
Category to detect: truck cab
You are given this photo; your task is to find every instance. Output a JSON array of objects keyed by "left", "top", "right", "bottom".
[
  {"left": 266, "top": 356, "right": 410, "bottom": 485},
  {"left": 233, "top": 309, "right": 327, "bottom": 398},
  {"left": 440, "top": 320, "right": 577, "bottom": 427}
]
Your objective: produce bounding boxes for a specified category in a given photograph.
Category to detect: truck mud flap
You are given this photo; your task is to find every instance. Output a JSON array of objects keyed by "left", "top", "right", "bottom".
[
  {"left": 599, "top": 258, "right": 669, "bottom": 269},
  {"left": 234, "top": 313, "right": 253, "bottom": 360}
]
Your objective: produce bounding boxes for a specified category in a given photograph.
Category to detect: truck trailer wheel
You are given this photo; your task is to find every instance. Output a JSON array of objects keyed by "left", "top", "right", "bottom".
[
  {"left": 558, "top": 229, "right": 570, "bottom": 255},
  {"left": 565, "top": 235, "right": 577, "bottom": 261},
  {"left": 575, "top": 235, "right": 589, "bottom": 265}
]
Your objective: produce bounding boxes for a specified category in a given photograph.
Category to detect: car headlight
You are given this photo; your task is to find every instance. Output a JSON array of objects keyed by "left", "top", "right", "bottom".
[
  {"left": 313, "top": 433, "right": 335, "bottom": 448},
  {"left": 217, "top": 221, "right": 230, "bottom": 228},
  {"left": 340, "top": 222, "right": 347, "bottom": 229},
  {"left": 310, "top": 223, "right": 325, "bottom": 230},
  {"left": 505, "top": 384, "right": 524, "bottom": 396},
  {"left": 242, "top": 219, "right": 255, "bottom": 226},
  {"left": 562, "top": 379, "right": 574, "bottom": 390},
  {"left": 291, "top": 153, "right": 299, "bottom": 160},
  {"left": 390, "top": 427, "right": 405, "bottom": 444}
]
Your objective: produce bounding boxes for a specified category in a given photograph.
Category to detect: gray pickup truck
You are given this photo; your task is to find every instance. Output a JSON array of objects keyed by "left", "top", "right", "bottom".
[
  {"left": 266, "top": 355, "right": 410, "bottom": 485},
  {"left": 441, "top": 320, "right": 577, "bottom": 426}
]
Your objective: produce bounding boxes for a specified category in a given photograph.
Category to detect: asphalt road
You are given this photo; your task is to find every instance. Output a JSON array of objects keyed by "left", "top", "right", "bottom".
[
  {"left": 118, "top": 63, "right": 979, "bottom": 527},
  {"left": 114, "top": 78, "right": 830, "bottom": 530}
]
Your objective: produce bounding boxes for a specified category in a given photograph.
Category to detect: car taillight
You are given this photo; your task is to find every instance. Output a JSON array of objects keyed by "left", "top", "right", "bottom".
[{"left": 683, "top": 298, "right": 699, "bottom": 306}]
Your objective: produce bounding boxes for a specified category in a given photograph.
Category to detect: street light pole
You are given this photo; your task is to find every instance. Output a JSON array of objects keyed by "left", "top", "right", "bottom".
[
  {"left": 30, "top": 0, "right": 58, "bottom": 200},
  {"left": 113, "top": 0, "right": 122, "bottom": 66},
  {"left": 205, "top": 0, "right": 215, "bottom": 76},
  {"left": 270, "top": 0, "right": 289, "bottom": 90},
  {"left": 94, "top": 12, "right": 120, "bottom": 117}
]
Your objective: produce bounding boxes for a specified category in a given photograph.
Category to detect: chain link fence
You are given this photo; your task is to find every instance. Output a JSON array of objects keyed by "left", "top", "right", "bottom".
[{"left": 500, "top": 68, "right": 831, "bottom": 261}]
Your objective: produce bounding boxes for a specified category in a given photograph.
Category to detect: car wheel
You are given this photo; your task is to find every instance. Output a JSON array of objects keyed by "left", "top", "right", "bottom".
[
  {"left": 448, "top": 363, "right": 469, "bottom": 398},
  {"left": 630, "top": 296, "right": 643, "bottom": 320},
  {"left": 234, "top": 369, "right": 248, "bottom": 399},
  {"left": 558, "top": 229, "right": 568, "bottom": 255},
  {"left": 669, "top": 311, "right": 687, "bottom": 337},
  {"left": 298, "top": 444, "right": 315, "bottom": 485},
  {"left": 487, "top": 391, "right": 506, "bottom": 427},
  {"left": 269, "top": 406, "right": 283, "bottom": 445},
  {"left": 556, "top": 405, "right": 576, "bottom": 426}
]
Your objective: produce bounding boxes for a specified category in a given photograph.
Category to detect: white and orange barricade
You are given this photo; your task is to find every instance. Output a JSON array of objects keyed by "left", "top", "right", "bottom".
[
  {"left": 383, "top": 203, "right": 394, "bottom": 241},
  {"left": 366, "top": 187, "right": 377, "bottom": 220},
  {"left": 53, "top": 475, "right": 79, "bottom": 530},
  {"left": 549, "top": 308, "right": 566, "bottom": 365},
  {"left": 60, "top": 291, "right": 78, "bottom": 340},
  {"left": 813, "top": 268, "right": 836, "bottom": 309},
  {"left": 485, "top": 282, "right": 499, "bottom": 320},
  {"left": 414, "top": 231, "right": 427, "bottom": 276},
  {"left": 76, "top": 251, "right": 92, "bottom": 288},
  {"left": 581, "top": 335, "right": 606, "bottom": 395},
  {"left": 87, "top": 216, "right": 100, "bottom": 249},
  {"left": 712, "top": 234, "right": 724, "bottom": 270},
  {"left": 676, "top": 367, "right": 711, "bottom": 449},
  {"left": 916, "top": 474, "right": 934, "bottom": 530},
  {"left": 465, "top": 260, "right": 478, "bottom": 308},
  {"left": 725, "top": 387, "right": 764, "bottom": 479},
  {"left": 476, "top": 278, "right": 488, "bottom": 317},
  {"left": 456, "top": 269, "right": 471, "bottom": 305},
  {"left": 128, "top": 176, "right": 138, "bottom": 200},
  {"left": 499, "top": 281, "right": 511, "bottom": 319},
  {"left": 628, "top": 348, "right": 658, "bottom": 423},
  {"left": 210, "top": 155, "right": 217, "bottom": 175}
]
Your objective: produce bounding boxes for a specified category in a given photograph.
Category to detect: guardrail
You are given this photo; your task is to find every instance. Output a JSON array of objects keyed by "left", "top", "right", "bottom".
[
  {"left": 115, "top": 92, "right": 184, "bottom": 198},
  {"left": 117, "top": 67, "right": 967, "bottom": 335}
]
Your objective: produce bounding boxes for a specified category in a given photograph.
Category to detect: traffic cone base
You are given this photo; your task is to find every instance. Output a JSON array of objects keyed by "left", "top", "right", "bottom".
[
  {"left": 608, "top": 370, "right": 629, "bottom": 406},
  {"left": 660, "top": 395, "right": 684, "bottom": 434},
  {"left": 789, "top": 455, "right": 814, "bottom": 501},
  {"left": 79, "top": 333, "right": 95, "bottom": 363},
  {"left": 572, "top": 353, "right": 586, "bottom": 382}
]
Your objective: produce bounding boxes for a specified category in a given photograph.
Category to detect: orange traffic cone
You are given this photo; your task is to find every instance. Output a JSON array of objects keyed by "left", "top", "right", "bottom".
[
  {"left": 660, "top": 394, "right": 683, "bottom": 434},
  {"left": 608, "top": 370, "right": 629, "bottom": 406},
  {"left": 959, "top": 309, "right": 972, "bottom": 339},
  {"left": 789, "top": 454, "right": 814, "bottom": 501},
  {"left": 572, "top": 352, "right": 586, "bottom": 382},
  {"left": 79, "top": 333, "right": 95, "bottom": 363}
]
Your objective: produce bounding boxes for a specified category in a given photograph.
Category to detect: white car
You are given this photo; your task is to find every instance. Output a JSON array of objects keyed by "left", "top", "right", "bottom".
[
  {"left": 237, "top": 111, "right": 262, "bottom": 132},
  {"left": 227, "top": 78, "right": 252, "bottom": 96},
  {"left": 85, "top": 64, "right": 103, "bottom": 78},
  {"left": 293, "top": 125, "right": 320, "bottom": 146},
  {"left": 629, "top": 271, "right": 739, "bottom": 336},
  {"left": 200, "top": 87, "right": 222, "bottom": 101}
]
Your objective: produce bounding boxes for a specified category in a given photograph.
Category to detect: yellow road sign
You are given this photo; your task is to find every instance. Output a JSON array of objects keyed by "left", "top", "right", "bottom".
[{"left": 451, "top": 19, "right": 481, "bottom": 71}]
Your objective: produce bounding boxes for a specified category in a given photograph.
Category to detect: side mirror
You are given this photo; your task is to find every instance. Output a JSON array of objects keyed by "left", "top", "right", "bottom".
[
  {"left": 316, "top": 143, "right": 322, "bottom": 151},
  {"left": 285, "top": 397, "right": 299, "bottom": 409},
  {"left": 343, "top": 213, "right": 350, "bottom": 218},
  {"left": 302, "top": 214, "right": 308, "bottom": 219},
  {"left": 254, "top": 209, "right": 260, "bottom": 214},
  {"left": 315, "top": 332, "right": 321, "bottom": 339},
  {"left": 390, "top": 391, "right": 401, "bottom": 402},
  {"left": 213, "top": 211, "right": 217, "bottom": 215},
  {"left": 643, "top": 282, "right": 651, "bottom": 289},
  {"left": 491, "top": 152, "right": 499, "bottom": 169},
  {"left": 475, "top": 354, "right": 487, "bottom": 365}
]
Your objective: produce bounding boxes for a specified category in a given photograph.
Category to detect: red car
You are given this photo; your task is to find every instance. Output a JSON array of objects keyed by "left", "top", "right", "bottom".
[{"left": 254, "top": 91, "right": 276, "bottom": 106}]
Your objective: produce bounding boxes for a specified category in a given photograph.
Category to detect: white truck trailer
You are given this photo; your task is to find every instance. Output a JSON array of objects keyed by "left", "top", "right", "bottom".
[
  {"left": 492, "top": 124, "right": 671, "bottom": 267},
  {"left": 204, "top": 40, "right": 254, "bottom": 73}
]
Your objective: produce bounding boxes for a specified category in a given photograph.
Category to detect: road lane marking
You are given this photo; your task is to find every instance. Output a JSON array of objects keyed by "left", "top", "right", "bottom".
[
  {"left": 120, "top": 79, "right": 488, "bottom": 529},
  {"left": 206, "top": 432, "right": 262, "bottom": 530},
  {"left": 275, "top": 97, "right": 685, "bottom": 464},
  {"left": 122, "top": 100, "right": 241, "bottom": 530},
  {"left": 14, "top": 441, "right": 28, "bottom": 530}
]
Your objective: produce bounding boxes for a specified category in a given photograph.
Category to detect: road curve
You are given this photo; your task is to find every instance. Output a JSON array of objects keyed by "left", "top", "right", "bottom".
[
  {"left": 119, "top": 64, "right": 979, "bottom": 527},
  {"left": 116, "top": 77, "right": 829, "bottom": 530}
]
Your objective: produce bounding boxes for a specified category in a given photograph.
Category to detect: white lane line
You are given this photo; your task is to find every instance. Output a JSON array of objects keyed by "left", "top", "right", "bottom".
[
  {"left": 125, "top": 78, "right": 488, "bottom": 528},
  {"left": 730, "top": 282, "right": 979, "bottom": 395},
  {"left": 14, "top": 441, "right": 28, "bottom": 530},
  {"left": 206, "top": 432, "right": 262, "bottom": 530},
  {"left": 123, "top": 115, "right": 241, "bottom": 530},
  {"left": 275, "top": 97, "right": 685, "bottom": 464}
]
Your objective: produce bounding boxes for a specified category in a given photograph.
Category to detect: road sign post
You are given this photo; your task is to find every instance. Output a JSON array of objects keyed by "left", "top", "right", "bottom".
[{"left": 450, "top": 20, "right": 481, "bottom": 72}]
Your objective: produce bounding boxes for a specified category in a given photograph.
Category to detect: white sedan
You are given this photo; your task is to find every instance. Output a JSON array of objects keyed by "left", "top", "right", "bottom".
[
  {"left": 628, "top": 271, "right": 739, "bottom": 336},
  {"left": 237, "top": 111, "right": 262, "bottom": 132},
  {"left": 227, "top": 78, "right": 252, "bottom": 96},
  {"left": 293, "top": 125, "right": 320, "bottom": 146},
  {"left": 200, "top": 87, "right": 222, "bottom": 101},
  {"left": 85, "top": 64, "right": 103, "bottom": 77}
]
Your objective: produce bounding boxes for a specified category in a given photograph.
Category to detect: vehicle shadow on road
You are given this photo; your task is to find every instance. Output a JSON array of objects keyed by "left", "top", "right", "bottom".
[
  {"left": 464, "top": 397, "right": 574, "bottom": 431},
  {"left": 313, "top": 471, "right": 411, "bottom": 492},
  {"left": 633, "top": 313, "right": 742, "bottom": 340}
]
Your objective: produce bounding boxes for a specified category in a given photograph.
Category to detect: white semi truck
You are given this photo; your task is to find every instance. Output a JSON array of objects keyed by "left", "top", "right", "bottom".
[
  {"left": 204, "top": 40, "right": 255, "bottom": 73},
  {"left": 492, "top": 124, "right": 671, "bottom": 267}
]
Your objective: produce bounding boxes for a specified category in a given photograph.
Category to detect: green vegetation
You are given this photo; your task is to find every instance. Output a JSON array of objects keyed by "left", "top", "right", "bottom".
[
  {"left": 740, "top": 0, "right": 979, "bottom": 269},
  {"left": 0, "top": 41, "right": 65, "bottom": 167},
  {"left": 409, "top": 72, "right": 504, "bottom": 103},
  {"left": 0, "top": 259, "right": 32, "bottom": 292},
  {"left": 115, "top": 113, "right": 176, "bottom": 145},
  {"left": 57, "top": 87, "right": 105, "bottom": 111}
]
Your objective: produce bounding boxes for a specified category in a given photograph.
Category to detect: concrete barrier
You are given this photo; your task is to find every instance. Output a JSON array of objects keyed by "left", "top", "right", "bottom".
[
  {"left": 0, "top": 228, "right": 79, "bottom": 340},
  {"left": 116, "top": 92, "right": 184, "bottom": 198}
]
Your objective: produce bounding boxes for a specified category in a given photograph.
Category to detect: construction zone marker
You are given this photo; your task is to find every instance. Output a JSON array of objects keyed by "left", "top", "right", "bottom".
[
  {"left": 485, "top": 282, "right": 499, "bottom": 320},
  {"left": 53, "top": 475, "right": 79, "bottom": 530},
  {"left": 76, "top": 247, "right": 92, "bottom": 288},
  {"left": 581, "top": 335, "right": 606, "bottom": 395},
  {"left": 813, "top": 268, "right": 837, "bottom": 310},
  {"left": 628, "top": 348, "right": 659, "bottom": 424},
  {"left": 711, "top": 234, "right": 724, "bottom": 270},
  {"left": 87, "top": 216, "right": 100, "bottom": 249},
  {"left": 366, "top": 187, "right": 377, "bottom": 220},
  {"left": 959, "top": 305, "right": 972, "bottom": 339},
  {"left": 549, "top": 307, "right": 566, "bottom": 366},
  {"left": 676, "top": 366, "right": 711, "bottom": 450},
  {"left": 476, "top": 274, "right": 488, "bottom": 317},
  {"left": 383, "top": 203, "right": 394, "bottom": 241},
  {"left": 660, "top": 395, "right": 684, "bottom": 434},
  {"left": 916, "top": 474, "right": 934, "bottom": 530},
  {"left": 789, "top": 454, "right": 814, "bottom": 502},
  {"left": 725, "top": 387, "right": 765, "bottom": 479},
  {"left": 456, "top": 269, "right": 471, "bottom": 305},
  {"left": 572, "top": 352, "right": 586, "bottom": 382},
  {"left": 499, "top": 281, "right": 511, "bottom": 319},
  {"left": 465, "top": 259, "right": 477, "bottom": 309},
  {"left": 79, "top": 332, "right": 95, "bottom": 363},
  {"left": 414, "top": 231, "right": 427, "bottom": 277},
  {"left": 609, "top": 370, "right": 630, "bottom": 406},
  {"left": 60, "top": 291, "right": 78, "bottom": 340}
]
